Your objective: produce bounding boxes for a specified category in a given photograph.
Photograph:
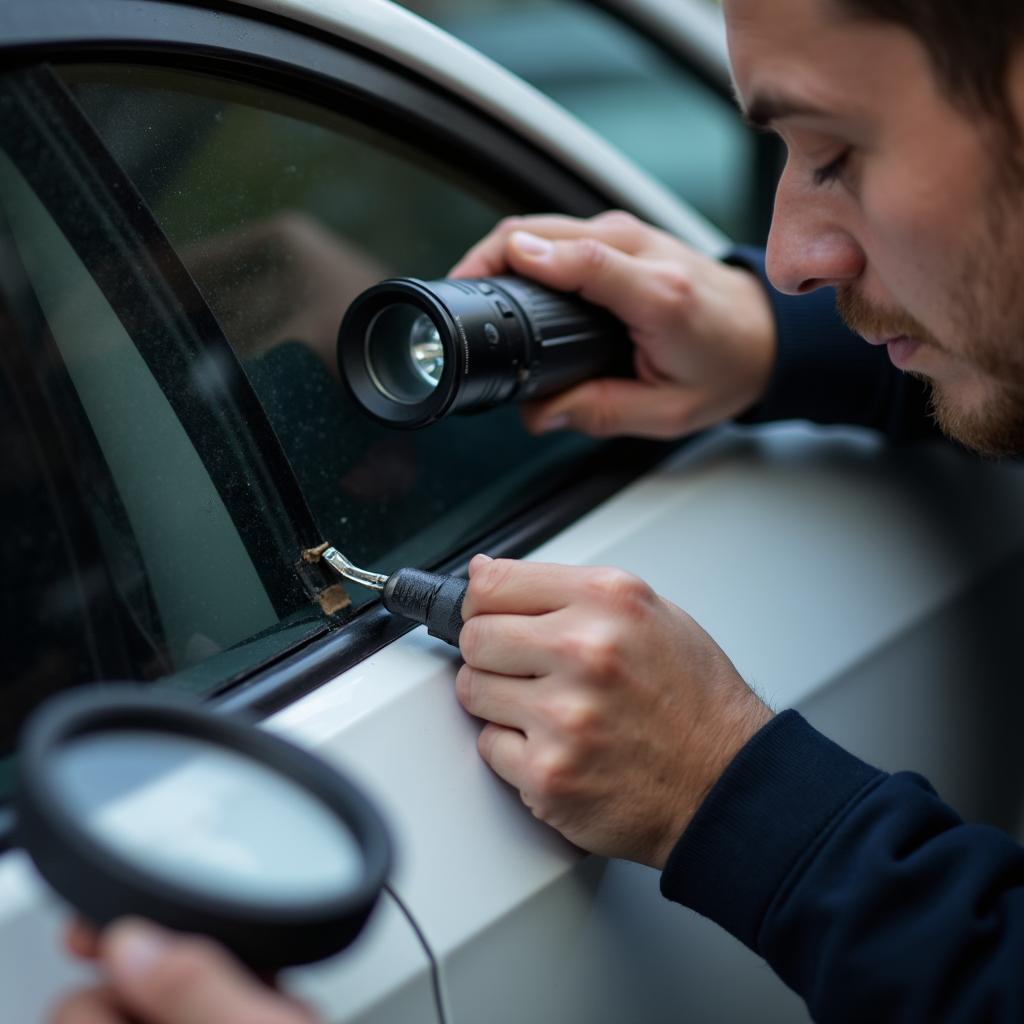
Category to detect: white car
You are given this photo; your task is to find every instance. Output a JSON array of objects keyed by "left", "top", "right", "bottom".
[{"left": 3, "top": 1, "right": 1024, "bottom": 1021}]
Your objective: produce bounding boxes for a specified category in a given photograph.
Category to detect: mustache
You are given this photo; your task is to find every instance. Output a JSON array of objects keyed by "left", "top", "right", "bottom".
[{"left": 835, "top": 286, "right": 936, "bottom": 345}]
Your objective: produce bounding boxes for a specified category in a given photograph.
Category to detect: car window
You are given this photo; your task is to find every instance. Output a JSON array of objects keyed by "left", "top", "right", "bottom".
[
  {"left": 399, "top": 0, "right": 761, "bottom": 241},
  {"left": 60, "top": 63, "right": 599, "bottom": 577},
  {"left": 0, "top": 72, "right": 334, "bottom": 798},
  {"left": 0, "top": 57, "right": 611, "bottom": 794}
]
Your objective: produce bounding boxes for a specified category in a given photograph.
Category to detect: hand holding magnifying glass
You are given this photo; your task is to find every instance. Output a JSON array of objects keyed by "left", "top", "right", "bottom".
[
  {"left": 52, "top": 918, "right": 317, "bottom": 1024},
  {"left": 8, "top": 686, "right": 392, "bottom": 977}
]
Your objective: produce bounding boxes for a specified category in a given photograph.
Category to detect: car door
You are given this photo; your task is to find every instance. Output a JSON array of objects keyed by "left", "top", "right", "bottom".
[
  {"left": 5, "top": 3, "right": 1024, "bottom": 1024},
  {"left": 0, "top": 2, "right": 715, "bottom": 1020}
]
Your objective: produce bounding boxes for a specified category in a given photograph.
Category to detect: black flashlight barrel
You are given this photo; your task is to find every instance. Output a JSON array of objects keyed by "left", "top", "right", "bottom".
[
  {"left": 486, "top": 276, "right": 630, "bottom": 402},
  {"left": 338, "top": 274, "right": 632, "bottom": 430}
]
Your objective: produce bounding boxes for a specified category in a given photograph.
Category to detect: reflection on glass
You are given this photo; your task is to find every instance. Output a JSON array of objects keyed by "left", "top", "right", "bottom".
[{"left": 52, "top": 731, "right": 364, "bottom": 907}]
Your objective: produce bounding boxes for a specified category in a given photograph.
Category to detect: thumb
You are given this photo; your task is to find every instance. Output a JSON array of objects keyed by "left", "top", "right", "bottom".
[
  {"left": 505, "top": 231, "right": 658, "bottom": 327},
  {"left": 103, "top": 919, "right": 309, "bottom": 1024},
  {"left": 521, "top": 377, "right": 697, "bottom": 440}
]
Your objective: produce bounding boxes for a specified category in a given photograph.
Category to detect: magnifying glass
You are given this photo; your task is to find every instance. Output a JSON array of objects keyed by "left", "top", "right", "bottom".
[{"left": 9, "top": 686, "right": 391, "bottom": 970}]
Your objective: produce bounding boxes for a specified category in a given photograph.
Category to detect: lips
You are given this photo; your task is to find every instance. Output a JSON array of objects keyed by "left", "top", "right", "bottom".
[{"left": 887, "top": 335, "right": 923, "bottom": 369}]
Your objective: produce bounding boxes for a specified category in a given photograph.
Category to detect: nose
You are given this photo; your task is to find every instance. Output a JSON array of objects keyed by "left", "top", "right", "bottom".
[{"left": 765, "top": 164, "right": 865, "bottom": 296}]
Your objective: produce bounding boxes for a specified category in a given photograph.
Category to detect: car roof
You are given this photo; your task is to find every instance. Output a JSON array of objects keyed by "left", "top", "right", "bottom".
[{"left": 228, "top": 0, "right": 728, "bottom": 254}]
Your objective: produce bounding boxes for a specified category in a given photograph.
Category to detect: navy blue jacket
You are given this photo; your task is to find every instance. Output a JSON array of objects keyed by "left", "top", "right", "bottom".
[{"left": 660, "top": 250, "right": 1024, "bottom": 1022}]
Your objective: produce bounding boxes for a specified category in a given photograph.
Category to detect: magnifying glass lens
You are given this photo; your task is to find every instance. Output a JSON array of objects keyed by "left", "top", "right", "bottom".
[{"left": 51, "top": 731, "right": 363, "bottom": 908}]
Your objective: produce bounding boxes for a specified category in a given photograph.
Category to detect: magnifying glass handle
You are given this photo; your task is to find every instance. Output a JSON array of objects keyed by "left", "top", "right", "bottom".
[{"left": 382, "top": 569, "right": 466, "bottom": 647}]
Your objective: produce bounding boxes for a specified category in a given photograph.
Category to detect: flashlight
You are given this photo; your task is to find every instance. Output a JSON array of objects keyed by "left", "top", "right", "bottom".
[{"left": 337, "top": 276, "right": 632, "bottom": 429}]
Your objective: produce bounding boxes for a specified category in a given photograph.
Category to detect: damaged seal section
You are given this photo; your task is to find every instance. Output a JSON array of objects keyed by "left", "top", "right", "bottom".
[{"left": 300, "top": 542, "right": 353, "bottom": 616}]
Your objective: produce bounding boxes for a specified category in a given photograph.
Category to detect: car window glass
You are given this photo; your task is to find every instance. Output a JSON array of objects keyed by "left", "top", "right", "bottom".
[
  {"left": 0, "top": 136, "right": 324, "bottom": 799},
  {"left": 60, "top": 64, "right": 597, "bottom": 585},
  {"left": 399, "top": 0, "right": 759, "bottom": 241}
]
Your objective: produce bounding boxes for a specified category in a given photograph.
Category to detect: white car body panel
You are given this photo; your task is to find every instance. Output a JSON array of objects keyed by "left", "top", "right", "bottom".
[
  {"left": 5, "top": 1, "right": 1024, "bottom": 1022},
  {"left": 263, "top": 425, "right": 1024, "bottom": 1023}
]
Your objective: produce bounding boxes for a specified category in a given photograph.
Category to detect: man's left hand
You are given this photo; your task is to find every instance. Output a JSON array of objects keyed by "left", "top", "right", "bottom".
[{"left": 457, "top": 556, "right": 774, "bottom": 869}]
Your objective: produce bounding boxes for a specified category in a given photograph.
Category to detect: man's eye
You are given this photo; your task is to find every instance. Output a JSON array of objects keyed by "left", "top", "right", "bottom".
[{"left": 812, "top": 149, "right": 852, "bottom": 186}]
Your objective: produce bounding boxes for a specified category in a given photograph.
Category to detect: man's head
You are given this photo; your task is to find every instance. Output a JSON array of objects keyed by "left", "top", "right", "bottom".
[{"left": 724, "top": 0, "right": 1024, "bottom": 455}]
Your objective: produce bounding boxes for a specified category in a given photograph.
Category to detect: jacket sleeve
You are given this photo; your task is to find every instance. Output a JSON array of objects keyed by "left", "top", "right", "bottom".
[
  {"left": 660, "top": 711, "right": 1024, "bottom": 1023},
  {"left": 729, "top": 247, "right": 940, "bottom": 443}
]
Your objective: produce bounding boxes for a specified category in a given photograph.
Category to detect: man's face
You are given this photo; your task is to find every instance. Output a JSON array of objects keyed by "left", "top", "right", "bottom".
[{"left": 724, "top": 0, "right": 1024, "bottom": 455}]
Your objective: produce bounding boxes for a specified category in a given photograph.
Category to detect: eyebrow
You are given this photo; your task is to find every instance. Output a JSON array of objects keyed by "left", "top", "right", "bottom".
[{"left": 741, "top": 93, "right": 834, "bottom": 130}]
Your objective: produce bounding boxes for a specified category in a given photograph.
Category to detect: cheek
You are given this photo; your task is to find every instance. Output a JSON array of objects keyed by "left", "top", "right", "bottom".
[{"left": 858, "top": 156, "right": 975, "bottom": 327}]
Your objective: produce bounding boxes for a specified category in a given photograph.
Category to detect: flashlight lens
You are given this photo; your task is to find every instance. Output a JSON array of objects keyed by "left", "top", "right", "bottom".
[
  {"left": 409, "top": 314, "right": 444, "bottom": 388},
  {"left": 365, "top": 304, "right": 445, "bottom": 405}
]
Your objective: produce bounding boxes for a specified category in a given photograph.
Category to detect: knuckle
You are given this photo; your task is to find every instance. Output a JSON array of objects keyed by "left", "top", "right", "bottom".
[
  {"left": 577, "top": 633, "right": 624, "bottom": 681},
  {"left": 555, "top": 626, "right": 622, "bottom": 682},
  {"left": 469, "top": 558, "right": 516, "bottom": 608},
  {"left": 652, "top": 266, "right": 695, "bottom": 317},
  {"left": 547, "top": 695, "right": 601, "bottom": 741},
  {"left": 530, "top": 748, "right": 577, "bottom": 804},
  {"left": 573, "top": 237, "right": 611, "bottom": 273},
  {"left": 584, "top": 566, "right": 653, "bottom": 610},
  {"left": 496, "top": 215, "right": 524, "bottom": 237},
  {"left": 594, "top": 209, "right": 640, "bottom": 232}
]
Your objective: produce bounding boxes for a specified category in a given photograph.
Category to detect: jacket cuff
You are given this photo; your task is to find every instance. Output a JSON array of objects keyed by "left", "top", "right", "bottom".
[{"left": 660, "top": 710, "right": 885, "bottom": 950}]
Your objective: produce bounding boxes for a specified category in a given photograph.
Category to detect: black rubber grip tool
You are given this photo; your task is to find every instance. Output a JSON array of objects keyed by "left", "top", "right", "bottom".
[
  {"left": 320, "top": 546, "right": 467, "bottom": 647},
  {"left": 381, "top": 568, "right": 467, "bottom": 647}
]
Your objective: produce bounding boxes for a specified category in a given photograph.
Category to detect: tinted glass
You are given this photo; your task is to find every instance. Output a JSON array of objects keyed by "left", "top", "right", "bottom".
[
  {"left": 399, "top": 0, "right": 760, "bottom": 241},
  {"left": 63, "top": 65, "right": 597, "bottom": 583},
  {"left": 0, "top": 58, "right": 608, "bottom": 796},
  {"left": 0, "top": 118, "right": 324, "bottom": 797}
]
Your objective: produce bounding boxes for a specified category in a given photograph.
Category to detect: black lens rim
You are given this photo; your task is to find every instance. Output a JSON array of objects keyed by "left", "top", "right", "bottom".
[
  {"left": 15, "top": 685, "right": 391, "bottom": 969},
  {"left": 338, "top": 278, "right": 462, "bottom": 429}
]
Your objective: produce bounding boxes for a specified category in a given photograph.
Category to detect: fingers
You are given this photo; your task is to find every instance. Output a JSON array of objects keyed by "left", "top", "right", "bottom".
[
  {"left": 459, "top": 613, "right": 553, "bottom": 677},
  {"left": 50, "top": 988, "right": 119, "bottom": 1024},
  {"left": 520, "top": 378, "right": 697, "bottom": 439},
  {"left": 462, "top": 557, "right": 587, "bottom": 619},
  {"left": 450, "top": 211, "right": 648, "bottom": 278},
  {"left": 506, "top": 236, "right": 671, "bottom": 333},
  {"left": 99, "top": 920, "right": 309, "bottom": 1024},
  {"left": 476, "top": 723, "right": 529, "bottom": 790},
  {"left": 456, "top": 665, "right": 539, "bottom": 731},
  {"left": 65, "top": 919, "right": 102, "bottom": 960}
]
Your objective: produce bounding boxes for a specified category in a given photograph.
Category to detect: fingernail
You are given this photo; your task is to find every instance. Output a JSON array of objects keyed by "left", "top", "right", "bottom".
[
  {"left": 107, "top": 920, "right": 170, "bottom": 982},
  {"left": 539, "top": 414, "right": 570, "bottom": 432},
  {"left": 510, "top": 231, "right": 553, "bottom": 258},
  {"left": 470, "top": 553, "right": 493, "bottom": 570}
]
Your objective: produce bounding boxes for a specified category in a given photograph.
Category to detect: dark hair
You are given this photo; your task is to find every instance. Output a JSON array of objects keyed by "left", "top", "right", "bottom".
[{"left": 838, "top": 1, "right": 1024, "bottom": 128}]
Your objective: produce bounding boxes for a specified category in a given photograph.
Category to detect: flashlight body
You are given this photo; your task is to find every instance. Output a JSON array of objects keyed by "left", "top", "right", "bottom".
[{"left": 338, "top": 275, "right": 632, "bottom": 429}]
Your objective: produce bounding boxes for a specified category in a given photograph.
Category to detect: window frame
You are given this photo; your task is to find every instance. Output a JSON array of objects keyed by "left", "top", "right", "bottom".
[{"left": 0, "top": 0, "right": 685, "bottom": 721}]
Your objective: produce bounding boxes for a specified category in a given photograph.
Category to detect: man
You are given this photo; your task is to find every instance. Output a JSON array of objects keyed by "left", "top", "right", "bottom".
[{"left": 52, "top": 1, "right": 1024, "bottom": 1021}]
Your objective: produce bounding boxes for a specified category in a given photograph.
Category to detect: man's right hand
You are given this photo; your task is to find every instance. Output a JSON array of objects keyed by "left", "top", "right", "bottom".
[{"left": 451, "top": 211, "right": 777, "bottom": 440}]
